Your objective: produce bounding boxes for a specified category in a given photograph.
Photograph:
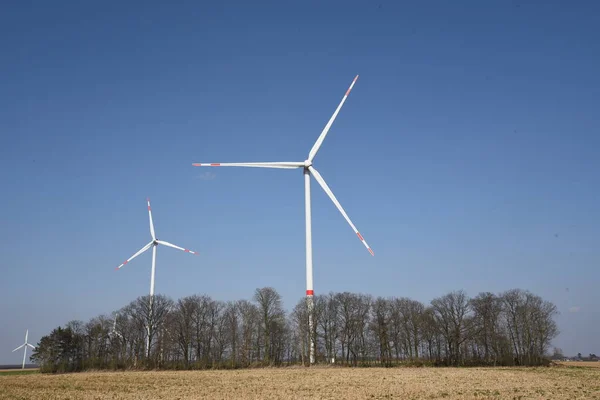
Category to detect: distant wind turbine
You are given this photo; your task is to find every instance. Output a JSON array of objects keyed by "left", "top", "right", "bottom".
[
  {"left": 115, "top": 198, "right": 198, "bottom": 357},
  {"left": 110, "top": 314, "right": 123, "bottom": 340},
  {"left": 192, "top": 75, "right": 374, "bottom": 364},
  {"left": 12, "top": 329, "right": 35, "bottom": 369}
]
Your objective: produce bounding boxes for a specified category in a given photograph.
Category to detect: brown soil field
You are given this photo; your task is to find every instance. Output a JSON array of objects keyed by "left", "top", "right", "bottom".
[
  {"left": 556, "top": 361, "right": 600, "bottom": 368},
  {"left": 0, "top": 366, "right": 598, "bottom": 399},
  {"left": 0, "top": 368, "right": 38, "bottom": 373}
]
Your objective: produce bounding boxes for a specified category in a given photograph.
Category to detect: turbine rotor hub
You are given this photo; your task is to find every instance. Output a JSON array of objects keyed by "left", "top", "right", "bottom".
[{"left": 304, "top": 160, "right": 312, "bottom": 167}]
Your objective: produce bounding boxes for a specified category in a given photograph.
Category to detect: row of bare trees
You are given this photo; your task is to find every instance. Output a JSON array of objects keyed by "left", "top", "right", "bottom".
[{"left": 31, "top": 287, "right": 558, "bottom": 372}]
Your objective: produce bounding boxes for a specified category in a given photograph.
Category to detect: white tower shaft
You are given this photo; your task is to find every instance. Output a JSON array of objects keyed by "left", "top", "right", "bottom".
[{"left": 304, "top": 168, "right": 315, "bottom": 364}]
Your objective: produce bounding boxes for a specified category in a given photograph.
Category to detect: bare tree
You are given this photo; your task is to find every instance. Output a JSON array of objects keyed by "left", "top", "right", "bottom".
[
  {"left": 370, "top": 297, "right": 392, "bottom": 365},
  {"left": 317, "top": 293, "right": 340, "bottom": 364},
  {"left": 173, "top": 296, "right": 197, "bottom": 367},
  {"left": 431, "top": 290, "right": 475, "bottom": 366},
  {"left": 237, "top": 299, "right": 260, "bottom": 365},
  {"left": 223, "top": 301, "right": 240, "bottom": 367},
  {"left": 254, "top": 287, "right": 285, "bottom": 365},
  {"left": 291, "top": 298, "right": 310, "bottom": 365},
  {"left": 471, "top": 292, "right": 512, "bottom": 365}
]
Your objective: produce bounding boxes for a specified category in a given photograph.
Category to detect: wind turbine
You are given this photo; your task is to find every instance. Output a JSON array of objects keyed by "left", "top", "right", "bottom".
[
  {"left": 12, "top": 329, "right": 35, "bottom": 369},
  {"left": 192, "top": 75, "right": 374, "bottom": 364},
  {"left": 109, "top": 314, "right": 123, "bottom": 340},
  {"left": 115, "top": 198, "right": 198, "bottom": 357}
]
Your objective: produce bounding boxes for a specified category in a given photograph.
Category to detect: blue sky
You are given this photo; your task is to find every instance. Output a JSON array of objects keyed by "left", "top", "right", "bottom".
[{"left": 1, "top": 0, "right": 599, "bottom": 363}]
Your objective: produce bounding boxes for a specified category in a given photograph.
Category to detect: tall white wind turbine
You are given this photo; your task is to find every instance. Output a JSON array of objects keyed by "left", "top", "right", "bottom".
[
  {"left": 12, "top": 329, "right": 35, "bottom": 369},
  {"left": 192, "top": 75, "right": 373, "bottom": 364},
  {"left": 115, "top": 198, "right": 198, "bottom": 356}
]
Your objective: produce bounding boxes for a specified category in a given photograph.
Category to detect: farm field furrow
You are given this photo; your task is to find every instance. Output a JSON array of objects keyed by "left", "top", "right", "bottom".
[{"left": 1, "top": 366, "right": 599, "bottom": 400}]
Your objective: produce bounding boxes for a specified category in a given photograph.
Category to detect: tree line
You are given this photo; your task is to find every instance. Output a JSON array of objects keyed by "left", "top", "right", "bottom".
[{"left": 31, "top": 287, "right": 559, "bottom": 372}]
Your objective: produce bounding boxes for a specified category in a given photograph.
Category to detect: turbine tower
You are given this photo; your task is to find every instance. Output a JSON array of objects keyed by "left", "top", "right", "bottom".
[
  {"left": 12, "top": 329, "right": 35, "bottom": 369},
  {"left": 115, "top": 198, "right": 198, "bottom": 358},
  {"left": 192, "top": 75, "right": 374, "bottom": 364}
]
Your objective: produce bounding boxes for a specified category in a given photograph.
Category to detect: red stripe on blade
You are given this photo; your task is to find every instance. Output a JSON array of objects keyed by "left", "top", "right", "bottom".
[
  {"left": 184, "top": 249, "right": 190, "bottom": 252},
  {"left": 368, "top": 248, "right": 374, "bottom": 256},
  {"left": 123, "top": 260, "right": 128, "bottom": 265},
  {"left": 306, "top": 290, "right": 314, "bottom": 296},
  {"left": 357, "top": 232, "right": 364, "bottom": 241},
  {"left": 210, "top": 163, "right": 220, "bottom": 166}
]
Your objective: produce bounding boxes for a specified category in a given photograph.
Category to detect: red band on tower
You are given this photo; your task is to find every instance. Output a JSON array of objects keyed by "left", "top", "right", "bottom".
[{"left": 306, "top": 290, "right": 314, "bottom": 296}]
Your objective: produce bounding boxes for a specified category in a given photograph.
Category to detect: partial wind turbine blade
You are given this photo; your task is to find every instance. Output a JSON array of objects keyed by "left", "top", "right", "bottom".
[
  {"left": 308, "top": 166, "right": 374, "bottom": 256},
  {"left": 192, "top": 162, "right": 304, "bottom": 169},
  {"left": 308, "top": 75, "right": 359, "bottom": 162},
  {"left": 12, "top": 344, "right": 25, "bottom": 352},
  {"left": 25, "top": 330, "right": 28, "bottom": 343},
  {"left": 115, "top": 241, "right": 154, "bottom": 270},
  {"left": 192, "top": 161, "right": 304, "bottom": 169},
  {"left": 147, "top": 198, "right": 156, "bottom": 240},
  {"left": 156, "top": 240, "right": 198, "bottom": 255},
  {"left": 27, "top": 344, "right": 36, "bottom": 349}
]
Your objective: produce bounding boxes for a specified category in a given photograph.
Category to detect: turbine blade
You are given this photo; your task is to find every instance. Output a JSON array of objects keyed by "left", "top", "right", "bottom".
[
  {"left": 27, "top": 344, "right": 35, "bottom": 349},
  {"left": 147, "top": 198, "right": 156, "bottom": 240},
  {"left": 192, "top": 162, "right": 303, "bottom": 169},
  {"left": 308, "top": 75, "right": 359, "bottom": 162},
  {"left": 308, "top": 166, "right": 374, "bottom": 256},
  {"left": 12, "top": 344, "right": 25, "bottom": 352},
  {"left": 115, "top": 241, "right": 154, "bottom": 270},
  {"left": 156, "top": 240, "right": 198, "bottom": 255}
]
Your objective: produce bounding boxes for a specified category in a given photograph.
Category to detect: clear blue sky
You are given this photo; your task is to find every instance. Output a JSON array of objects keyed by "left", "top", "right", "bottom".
[{"left": 1, "top": 1, "right": 598, "bottom": 363}]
